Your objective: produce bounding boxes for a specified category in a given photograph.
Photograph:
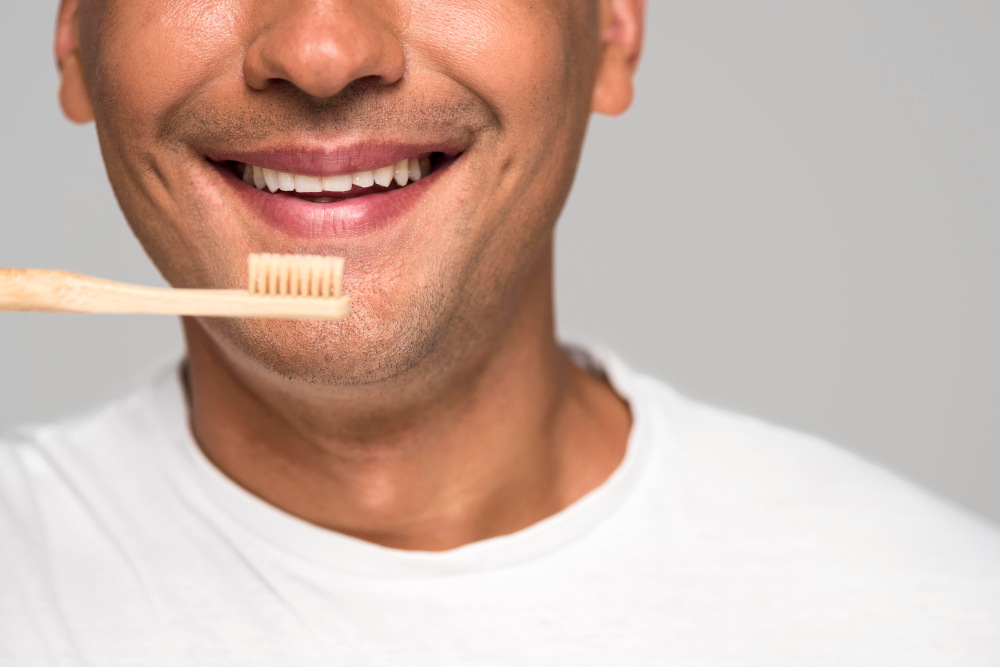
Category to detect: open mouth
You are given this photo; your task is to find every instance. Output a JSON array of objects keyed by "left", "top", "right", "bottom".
[
  {"left": 206, "top": 146, "right": 465, "bottom": 238},
  {"left": 218, "top": 152, "right": 452, "bottom": 204}
]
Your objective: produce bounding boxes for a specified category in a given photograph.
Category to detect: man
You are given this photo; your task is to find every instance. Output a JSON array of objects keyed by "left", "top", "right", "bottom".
[{"left": 1, "top": 0, "right": 997, "bottom": 664}]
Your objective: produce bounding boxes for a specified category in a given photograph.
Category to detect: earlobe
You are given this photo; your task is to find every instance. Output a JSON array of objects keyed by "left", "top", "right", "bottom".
[
  {"left": 591, "top": 46, "right": 635, "bottom": 116},
  {"left": 59, "top": 53, "right": 95, "bottom": 124},
  {"left": 590, "top": 0, "right": 645, "bottom": 117},
  {"left": 55, "top": 0, "right": 95, "bottom": 123}
]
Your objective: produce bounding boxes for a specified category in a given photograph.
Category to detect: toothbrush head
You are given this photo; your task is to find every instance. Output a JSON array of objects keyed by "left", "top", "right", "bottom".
[{"left": 247, "top": 253, "right": 344, "bottom": 299}]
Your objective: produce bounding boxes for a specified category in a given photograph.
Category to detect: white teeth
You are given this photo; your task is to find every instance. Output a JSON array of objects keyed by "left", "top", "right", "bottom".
[
  {"left": 293, "top": 174, "right": 323, "bottom": 193},
  {"left": 262, "top": 168, "right": 279, "bottom": 193},
  {"left": 242, "top": 157, "right": 434, "bottom": 196},
  {"left": 322, "top": 173, "right": 352, "bottom": 192},
  {"left": 374, "top": 165, "right": 394, "bottom": 187},
  {"left": 394, "top": 159, "right": 409, "bottom": 186},
  {"left": 352, "top": 170, "right": 375, "bottom": 188}
]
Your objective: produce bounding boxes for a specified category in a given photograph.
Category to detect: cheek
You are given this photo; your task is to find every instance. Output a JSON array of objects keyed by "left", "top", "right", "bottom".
[
  {"left": 407, "top": 1, "right": 592, "bottom": 131},
  {"left": 405, "top": 1, "right": 598, "bottom": 253},
  {"left": 79, "top": 1, "right": 248, "bottom": 286},
  {"left": 86, "top": 0, "right": 243, "bottom": 134}
]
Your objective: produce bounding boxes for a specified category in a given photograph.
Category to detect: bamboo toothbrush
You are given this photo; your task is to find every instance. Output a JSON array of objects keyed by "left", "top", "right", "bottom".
[{"left": 0, "top": 253, "right": 349, "bottom": 321}]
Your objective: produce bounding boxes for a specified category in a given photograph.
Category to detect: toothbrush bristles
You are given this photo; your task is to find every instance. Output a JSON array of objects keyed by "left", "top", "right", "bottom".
[{"left": 247, "top": 254, "right": 344, "bottom": 298}]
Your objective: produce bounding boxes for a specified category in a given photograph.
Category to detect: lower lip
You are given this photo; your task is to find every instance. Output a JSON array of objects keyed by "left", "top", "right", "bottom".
[{"left": 213, "top": 158, "right": 455, "bottom": 240}]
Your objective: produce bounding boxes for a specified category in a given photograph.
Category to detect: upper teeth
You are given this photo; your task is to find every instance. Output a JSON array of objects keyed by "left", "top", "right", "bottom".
[{"left": 241, "top": 157, "right": 433, "bottom": 194}]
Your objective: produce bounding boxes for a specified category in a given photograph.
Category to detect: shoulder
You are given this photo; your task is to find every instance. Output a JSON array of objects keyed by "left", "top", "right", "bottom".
[
  {"left": 620, "top": 368, "right": 1000, "bottom": 653},
  {"left": 0, "top": 373, "right": 184, "bottom": 655},
  {"left": 645, "top": 376, "right": 1000, "bottom": 566},
  {"left": 597, "top": 346, "right": 999, "bottom": 545},
  {"left": 604, "top": 350, "right": 1000, "bottom": 602},
  {"left": 0, "top": 366, "right": 187, "bottom": 538}
]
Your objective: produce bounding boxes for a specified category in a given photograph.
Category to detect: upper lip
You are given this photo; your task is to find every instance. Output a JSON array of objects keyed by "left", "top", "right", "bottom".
[{"left": 205, "top": 139, "right": 467, "bottom": 177}]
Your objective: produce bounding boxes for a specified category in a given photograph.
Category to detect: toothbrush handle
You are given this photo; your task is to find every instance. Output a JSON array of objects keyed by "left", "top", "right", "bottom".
[
  {"left": 0, "top": 268, "right": 349, "bottom": 320},
  {"left": 0, "top": 269, "right": 137, "bottom": 313}
]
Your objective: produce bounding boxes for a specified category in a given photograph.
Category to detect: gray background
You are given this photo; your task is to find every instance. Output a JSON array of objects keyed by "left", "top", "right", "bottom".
[{"left": 2, "top": 1, "right": 997, "bottom": 523}]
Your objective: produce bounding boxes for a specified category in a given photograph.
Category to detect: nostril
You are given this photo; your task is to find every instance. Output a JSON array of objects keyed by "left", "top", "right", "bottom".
[{"left": 242, "top": 14, "right": 405, "bottom": 99}]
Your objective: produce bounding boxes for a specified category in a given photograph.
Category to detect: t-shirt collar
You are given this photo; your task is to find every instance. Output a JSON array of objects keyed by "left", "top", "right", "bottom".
[{"left": 155, "top": 344, "right": 661, "bottom": 578}]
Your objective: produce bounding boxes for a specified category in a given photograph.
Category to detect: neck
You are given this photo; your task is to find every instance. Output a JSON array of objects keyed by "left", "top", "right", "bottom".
[{"left": 182, "top": 253, "right": 630, "bottom": 551}]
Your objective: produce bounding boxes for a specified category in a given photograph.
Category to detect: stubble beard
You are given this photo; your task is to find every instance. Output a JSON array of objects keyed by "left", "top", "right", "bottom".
[{"left": 198, "top": 261, "right": 464, "bottom": 389}]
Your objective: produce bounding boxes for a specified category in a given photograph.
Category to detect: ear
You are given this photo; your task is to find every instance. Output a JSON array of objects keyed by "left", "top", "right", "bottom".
[
  {"left": 591, "top": 0, "right": 646, "bottom": 116},
  {"left": 55, "top": 0, "right": 95, "bottom": 123}
]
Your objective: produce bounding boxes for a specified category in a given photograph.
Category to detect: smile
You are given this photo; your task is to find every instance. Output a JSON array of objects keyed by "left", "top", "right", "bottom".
[
  {"left": 208, "top": 147, "right": 463, "bottom": 239},
  {"left": 235, "top": 154, "right": 436, "bottom": 203}
]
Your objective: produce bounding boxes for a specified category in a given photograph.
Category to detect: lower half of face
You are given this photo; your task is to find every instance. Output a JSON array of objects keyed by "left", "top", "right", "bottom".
[{"left": 83, "top": 0, "right": 600, "bottom": 387}]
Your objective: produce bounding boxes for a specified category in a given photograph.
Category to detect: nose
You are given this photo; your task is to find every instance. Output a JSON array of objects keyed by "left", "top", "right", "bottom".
[{"left": 243, "top": 0, "right": 405, "bottom": 99}]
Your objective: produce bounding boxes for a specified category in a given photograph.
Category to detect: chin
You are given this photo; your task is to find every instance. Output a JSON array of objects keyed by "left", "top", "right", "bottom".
[{"left": 197, "top": 296, "right": 448, "bottom": 388}]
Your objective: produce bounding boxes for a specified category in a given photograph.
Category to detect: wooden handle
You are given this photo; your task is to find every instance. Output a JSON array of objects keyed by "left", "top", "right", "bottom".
[{"left": 0, "top": 268, "right": 349, "bottom": 321}]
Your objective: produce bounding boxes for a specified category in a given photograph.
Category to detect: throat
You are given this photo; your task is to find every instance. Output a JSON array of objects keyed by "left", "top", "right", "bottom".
[{"left": 177, "top": 279, "right": 628, "bottom": 552}]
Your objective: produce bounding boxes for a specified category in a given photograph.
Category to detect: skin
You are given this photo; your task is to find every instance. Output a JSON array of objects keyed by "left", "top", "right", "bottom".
[{"left": 55, "top": 0, "right": 646, "bottom": 550}]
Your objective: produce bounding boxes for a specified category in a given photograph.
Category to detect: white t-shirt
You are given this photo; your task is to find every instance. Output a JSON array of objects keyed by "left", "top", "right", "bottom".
[{"left": 1, "top": 347, "right": 998, "bottom": 666}]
